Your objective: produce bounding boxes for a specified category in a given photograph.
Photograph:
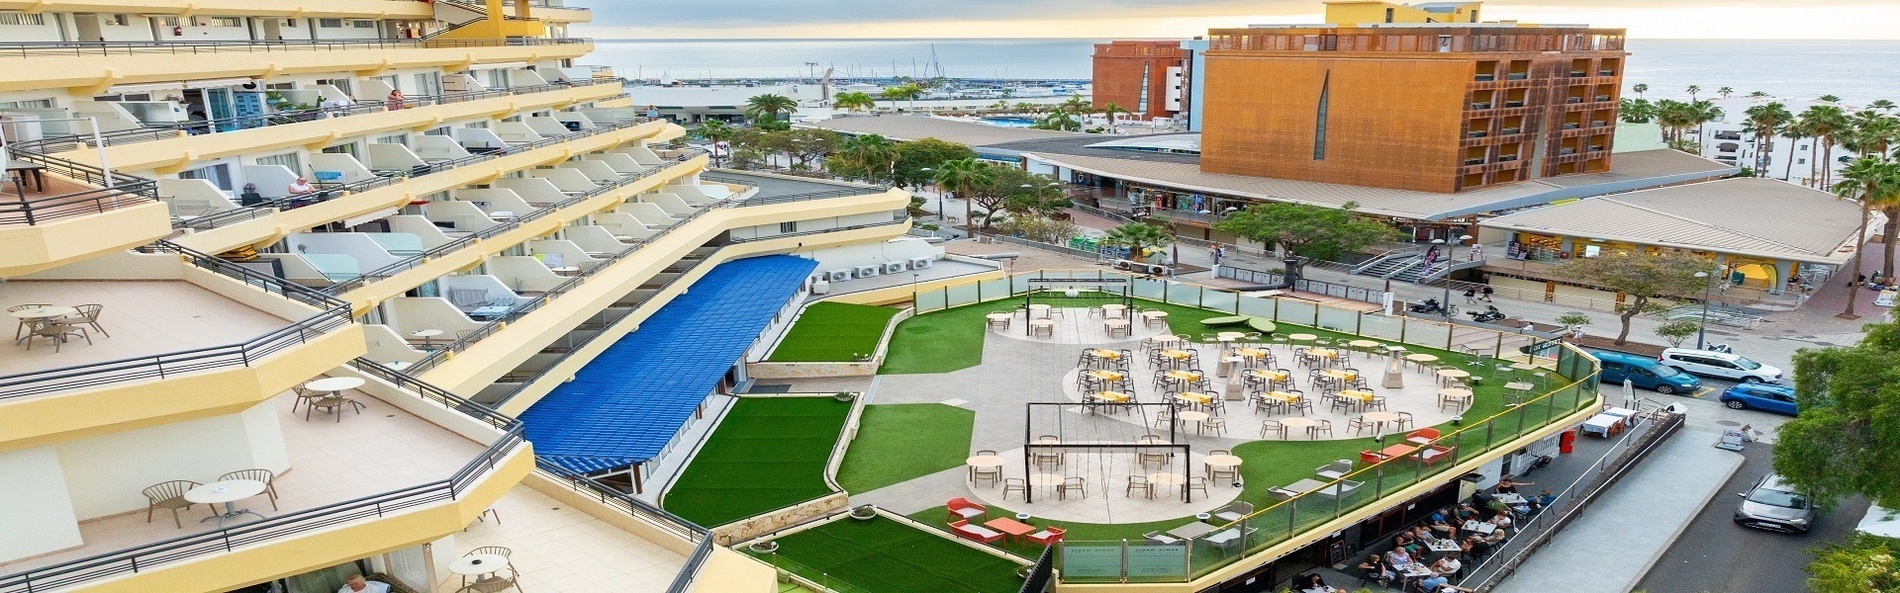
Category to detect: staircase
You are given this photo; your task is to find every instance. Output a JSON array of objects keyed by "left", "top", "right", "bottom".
[
  {"left": 1353, "top": 252, "right": 1423, "bottom": 279},
  {"left": 1390, "top": 257, "right": 1486, "bottom": 283}
]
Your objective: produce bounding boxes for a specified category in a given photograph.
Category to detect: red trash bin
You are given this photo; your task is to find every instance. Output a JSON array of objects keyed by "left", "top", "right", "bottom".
[{"left": 1559, "top": 428, "right": 1577, "bottom": 454}]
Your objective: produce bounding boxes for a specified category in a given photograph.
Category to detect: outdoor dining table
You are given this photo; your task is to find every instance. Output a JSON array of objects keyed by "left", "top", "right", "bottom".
[
  {"left": 1148, "top": 472, "right": 1188, "bottom": 498},
  {"left": 1173, "top": 392, "right": 1214, "bottom": 408},
  {"left": 1176, "top": 410, "right": 1211, "bottom": 434},
  {"left": 1085, "top": 369, "right": 1126, "bottom": 382},
  {"left": 1141, "top": 310, "right": 1169, "bottom": 328},
  {"left": 1103, "top": 318, "right": 1132, "bottom": 338},
  {"left": 1337, "top": 389, "right": 1376, "bottom": 411},
  {"left": 1494, "top": 492, "right": 1529, "bottom": 506},
  {"left": 1101, "top": 304, "right": 1128, "bottom": 318},
  {"left": 1436, "top": 368, "right": 1471, "bottom": 386},
  {"left": 1167, "top": 520, "right": 1218, "bottom": 539},
  {"left": 1438, "top": 387, "right": 1474, "bottom": 409},
  {"left": 986, "top": 313, "right": 1012, "bottom": 329},
  {"left": 1159, "top": 349, "right": 1193, "bottom": 368},
  {"left": 1028, "top": 473, "right": 1066, "bottom": 489},
  {"left": 1362, "top": 411, "right": 1401, "bottom": 433},
  {"left": 186, "top": 479, "right": 268, "bottom": 529},
  {"left": 450, "top": 553, "right": 510, "bottom": 580},
  {"left": 1086, "top": 349, "right": 1123, "bottom": 361},
  {"left": 1347, "top": 339, "right": 1384, "bottom": 350},
  {"left": 985, "top": 517, "right": 1037, "bottom": 542},
  {"left": 1091, "top": 391, "right": 1131, "bottom": 404},
  {"left": 1287, "top": 333, "right": 1318, "bottom": 343},
  {"left": 1404, "top": 353, "right": 1441, "bottom": 371},
  {"left": 1162, "top": 370, "right": 1203, "bottom": 390},
  {"left": 1463, "top": 520, "right": 1498, "bottom": 535},
  {"left": 1320, "top": 368, "right": 1357, "bottom": 382},
  {"left": 1028, "top": 304, "right": 1053, "bottom": 319},
  {"left": 9, "top": 305, "right": 78, "bottom": 322},
  {"left": 1279, "top": 417, "right": 1319, "bottom": 439},
  {"left": 1234, "top": 348, "right": 1270, "bottom": 359}
]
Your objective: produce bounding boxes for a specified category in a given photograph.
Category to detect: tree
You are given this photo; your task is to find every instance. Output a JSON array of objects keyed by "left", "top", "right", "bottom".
[
  {"left": 1631, "top": 83, "right": 1648, "bottom": 99},
  {"left": 891, "top": 137, "right": 975, "bottom": 188},
  {"left": 1619, "top": 98, "right": 1657, "bottom": 124},
  {"left": 1821, "top": 94, "right": 1843, "bottom": 103},
  {"left": 1743, "top": 102, "right": 1794, "bottom": 177},
  {"left": 1653, "top": 320, "right": 1700, "bottom": 347},
  {"left": 1032, "top": 109, "right": 1081, "bottom": 132},
  {"left": 1775, "top": 321, "right": 1900, "bottom": 508},
  {"left": 1873, "top": 99, "right": 1898, "bottom": 112},
  {"left": 1749, "top": 91, "right": 1770, "bottom": 98},
  {"left": 832, "top": 91, "right": 876, "bottom": 113},
  {"left": 1556, "top": 249, "right": 1711, "bottom": 344},
  {"left": 1718, "top": 86, "right": 1734, "bottom": 99},
  {"left": 1555, "top": 312, "right": 1592, "bottom": 331},
  {"left": 1845, "top": 111, "right": 1900, "bottom": 278},
  {"left": 691, "top": 120, "right": 735, "bottom": 167},
  {"left": 1685, "top": 85, "right": 1701, "bottom": 102},
  {"left": 744, "top": 93, "right": 799, "bottom": 123},
  {"left": 1831, "top": 157, "right": 1900, "bottom": 319},
  {"left": 880, "top": 84, "right": 925, "bottom": 111},
  {"left": 1806, "top": 534, "right": 1900, "bottom": 592},
  {"left": 1213, "top": 201, "right": 1396, "bottom": 276},
  {"left": 932, "top": 157, "right": 993, "bottom": 237},
  {"left": 781, "top": 128, "right": 841, "bottom": 172},
  {"left": 1101, "top": 101, "right": 1128, "bottom": 134},
  {"left": 1798, "top": 105, "right": 1850, "bottom": 188},
  {"left": 1102, "top": 223, "right": 1174, "bottom": 264},
  {"left": 832, "top": 133, "right": 898, "bottom": 183}
]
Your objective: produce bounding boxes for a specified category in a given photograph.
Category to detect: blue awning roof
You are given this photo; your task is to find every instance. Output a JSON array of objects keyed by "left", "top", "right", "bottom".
[{"left": 522, "top": 255, "right": 818, "bottom": 475}]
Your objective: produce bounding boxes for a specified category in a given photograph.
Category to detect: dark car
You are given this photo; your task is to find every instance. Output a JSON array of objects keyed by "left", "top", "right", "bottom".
[
  {"left": 1720, "top": 383, "right": 1798, "bottom": 416},
  {"left": 1592, "top": 351, "right": 1702, "bottom": 395}
]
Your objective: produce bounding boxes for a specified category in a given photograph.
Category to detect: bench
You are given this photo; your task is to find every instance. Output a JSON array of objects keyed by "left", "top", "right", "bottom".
[{"left": 949, "top": 520, "right": 1003, "bottom": 544}]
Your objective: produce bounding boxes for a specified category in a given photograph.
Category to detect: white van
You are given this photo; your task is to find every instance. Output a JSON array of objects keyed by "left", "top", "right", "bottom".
[{"left": 1659, "top": 348, "right": 1782, "bottom": 383}]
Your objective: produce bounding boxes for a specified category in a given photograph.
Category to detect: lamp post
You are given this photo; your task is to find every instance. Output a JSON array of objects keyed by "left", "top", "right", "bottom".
[
  {"left": 1694, "top": 270, "right": 1715, "bottom": 349},
  {"left": 1432, "top": 239, "right": 1452, "bottom": 319}
]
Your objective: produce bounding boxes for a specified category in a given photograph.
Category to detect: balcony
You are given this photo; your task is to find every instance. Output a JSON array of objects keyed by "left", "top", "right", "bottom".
[
  {"left": 1598, "top": 69, "right": 1616, "bottom": 77},
  {"left": 0, "top": 0, "right": 437, "bottom": 17},
  {"left": 1506, "top": 73, "right": 1529, "bottom": 81},
  {"left": 1469, "top": 103, "right": 1493, "bottom": 110},
  {"left": 454, "top": 475, "right": 694, "bottom": 592},
  {"left": 1569, "top": 70, "right": 1587, "bottom": 78},
  {"left": 0, "top": 175, "right": 171, "bottom": 277},
  {"left": 1501, "top": 127, "right": 1522, "bottom": 135},
  {"left": 1464, "top": 157, "right": 1487, "bottom": 166},
  {"left": 0, "top": 37, "right": 592, "bottom": 94},
  {"left": 1473, "top": 74, "right": 1495, "bottom": 82},
  {"left": 0, "top": 385, "right": 527, "bottom": 593},
  {"left": 1503, "top": 100, "right": 1525, "bottom": 108}
]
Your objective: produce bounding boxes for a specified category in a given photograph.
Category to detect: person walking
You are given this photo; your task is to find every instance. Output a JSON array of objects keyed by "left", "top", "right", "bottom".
[
  {"left": 1480, "top": 285, "right": 1495, "bottom": 303},
  {"left": 1463, "top": 288, "right": 1477, "bottom": 304}
]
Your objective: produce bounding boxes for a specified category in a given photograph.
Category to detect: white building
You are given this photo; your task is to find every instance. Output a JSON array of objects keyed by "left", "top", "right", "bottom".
[{"left": 1693, "top": 96, "right": 1865, "bottom": 186}]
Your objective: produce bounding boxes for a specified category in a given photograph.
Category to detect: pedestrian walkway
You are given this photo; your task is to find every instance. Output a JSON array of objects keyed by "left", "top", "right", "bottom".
[{"left": 1490, "top": 430, "right": 1744, "bottom": 593}]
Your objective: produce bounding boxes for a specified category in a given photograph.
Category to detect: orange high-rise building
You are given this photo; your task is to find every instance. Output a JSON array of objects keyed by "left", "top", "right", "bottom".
[
  {"left": 1199, "top": 18, "right": 1627, "bottom": 193},
  {"left": 1091, "top": 40, "right": 1189, "bottom": 119}
]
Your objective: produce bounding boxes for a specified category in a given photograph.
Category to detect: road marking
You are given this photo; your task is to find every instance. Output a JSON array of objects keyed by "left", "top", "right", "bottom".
[{"left": 1689, "top": 387, "right": 1715, "bottom": 399}]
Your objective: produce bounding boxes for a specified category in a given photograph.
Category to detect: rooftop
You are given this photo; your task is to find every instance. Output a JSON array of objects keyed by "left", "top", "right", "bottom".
[
  {"left": 1479, "top": 177, "right": 1866, "bottom": 264},
  {"left": 700, "top": 170, "right": 884, "bottom": 202},
  {"left": 1, "top": 280, "right": 295, "bottom": 379},
  {"left": 447, "top": 485, "right": 687, "bottom": 592},
  {"left": 0, "top": 389, "right": 487, "bottom": 576},
  {"left": 803, "top": 115, "right": 1081, "bottom": 147}
]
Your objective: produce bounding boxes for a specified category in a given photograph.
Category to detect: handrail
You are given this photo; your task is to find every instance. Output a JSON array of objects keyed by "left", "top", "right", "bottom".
[
  {"left": 698, "top": 172, "right": 889, "bottom": 207},
  {"left": 0, "top": 418, "right": 523, "bottom": 593},
  {"left": 348, "top": 359, "right": 520, "bottom": 432},
  {"left": 0, "top": 242, "right": 350, "bottom": 399},
  {"left": 0, "top": 36, "right": 588, "bottom": 58},
  {"left": 175, "top": 117, "right": 652, "bottom": 231},
  {"left": 726, "top": 218, "right": 910, "bottom": 244},
  {"left": 533, "top": 462, "right": 711, "bottom": 593},
  {"left": 0, "top": 182, "right": 156, "bottom": 226}
]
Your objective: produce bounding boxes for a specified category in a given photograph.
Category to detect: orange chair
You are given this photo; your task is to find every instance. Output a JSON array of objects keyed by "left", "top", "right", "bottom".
[
  {"left": 1027, "top": 526, "right": 1067, "bottom": 545},
  {"left": 948, "top": 497, "right": 988, "bottom": 522},
  {"left": 1404, "top": 428, "right": 1442, "bottom": 446},
  {"left": 1419, "top": 445, "right": 1455, "bottom": 466},
  {"left": 1359, "top": 450, "right": 1385, "bottom": 465},
  {"left": 949, "top": 519, "right": 1005, "bottom": 544}
]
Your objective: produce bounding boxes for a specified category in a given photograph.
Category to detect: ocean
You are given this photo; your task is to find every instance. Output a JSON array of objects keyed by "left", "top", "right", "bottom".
[{"left": 588, "top": 38, "right": 1900, "bottom": 105}]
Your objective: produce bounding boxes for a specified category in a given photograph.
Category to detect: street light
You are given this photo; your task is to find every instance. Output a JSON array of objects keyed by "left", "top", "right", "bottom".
[
  {"left": 1694, "top": 270, "right": 1716, "bottom": 349},
  {"left": 1431, "top": 239, "right": 1452, "bottom": 319}
]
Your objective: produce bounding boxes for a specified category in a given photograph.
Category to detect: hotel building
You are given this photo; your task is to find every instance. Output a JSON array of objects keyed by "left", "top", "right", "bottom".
[
  {"left": 1089, "top": 40, "right": 1191, "bottom": 122},
  {"left": 0, "top": 1, "right": 915, "bottom": 591}
]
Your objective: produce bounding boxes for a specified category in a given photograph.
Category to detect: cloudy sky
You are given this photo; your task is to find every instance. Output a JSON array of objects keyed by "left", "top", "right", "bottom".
[{"left": 577, "top": 1, "right": 1899, "bottom": 40}]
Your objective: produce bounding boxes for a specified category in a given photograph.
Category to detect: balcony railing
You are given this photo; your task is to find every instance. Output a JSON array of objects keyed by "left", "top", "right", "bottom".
[
  {"left": 0, "top": 381, "right": 524, "bottom": 593},
  {"left": 0, "top": 241, "right": 350, "bottom": 399},
  {"left": 535, "top": 463, "right": 710, "bottom": 593},
  {"left": 175, "top": 118, "right": 654, "bottom": 231},
  {"left": 0, "top": 182, "right": 156, "bottom": 226},
  {"left": 1505, "top": 73, "right": 1529, "bottom": 81},
  {"left": 0, "top": 36, "right": 588, "bottom": 58},
  {"left": 1469, "top": 103, "right": 1492, "bottom": 110},
  {"left": 1473, "top": 74, "right": 1495, "bottom": 82}
]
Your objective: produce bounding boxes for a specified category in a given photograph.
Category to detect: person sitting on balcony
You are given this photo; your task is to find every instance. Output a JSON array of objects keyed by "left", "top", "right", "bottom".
[
  {"left": 288, "top": 177, "right": 315, "bottom": 196},
  {"left": 386, "top": 89, "right": 406, "bottom": 112},
  {"left": 338, "top": 575, "right": 390, "bottom": 593}
]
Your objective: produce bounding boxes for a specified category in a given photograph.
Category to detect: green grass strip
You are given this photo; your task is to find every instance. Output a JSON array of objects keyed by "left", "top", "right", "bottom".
[
  {"left": 751, "top": 516, "right": 1024, "bottom": 593},
  {"left": 837, "top": 404, "right": 976, "bottom": 494},
  {"left": 665, "top": 397, "right": 851, "bottom": 527},
  {"left": 769, "top": 302, "right": 901, "bottom": 363}
]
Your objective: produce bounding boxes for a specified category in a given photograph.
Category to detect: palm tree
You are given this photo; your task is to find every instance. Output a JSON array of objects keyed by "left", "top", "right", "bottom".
[
  {"left": 1830, "top": 157, "right": 1900, "bottom": 319},
  {"left": 1742, "top": 102, "right": 1793, "bottom": 177},
  {"left": 1101, "top": 101, "right": 1128, "bottom": 134},
  {"left": 1685, "top": 85, "right": 1701, "bottom": 102},
  {"left": 1102, "top": 223, "right": 1176, "bottom": 267},
  {"left": 1654, "top": 99, "right": 1692, "bottom": 144},
  {"left": 1619, "top": 98, "right": 1657, "bottom": 124},
  {"left": 744, "top": 94, "right": 799, "bottom": 124},
  {"left": 1718, "top": 87, "right": 1734, "bottom": 99},
  {"left": 1688, "top": 100, "right": 1723, "bottom": 146},
  {"left": 880, "top": 84, "right": 925, "bottom": 112},
  {"left": 1844, "top": 113, "right": 1900, "bottom": 278},
  {"left": 1061, "top": 94, "right": 1092, "bottom": 116},
  {"left": 838, "top": 134, "right": 898, "bottom": 183},
  {"left": 691, "top": 120, "right": 735, "bottom": 167},
  {"left": 1631, "top": 83, "right": 1648, "bottom": 99},
  {"left": 1796, "top": 105, "right": 1849, "bottom": 188},
  {"left": 932, "top": 157, "right": 993, "bottom": 238},
  {"left": 1819, "top": 94, "right": 1842, "bottom": 103},
  {"left": 1748, "top": 91, "right": 1770, "bottom": 98},
  {"left": 831, "top": 91, "right": 876, "bottom": 113},
  {"left": 1872, "top": 99, "right": 1897, "bottom": 112}
]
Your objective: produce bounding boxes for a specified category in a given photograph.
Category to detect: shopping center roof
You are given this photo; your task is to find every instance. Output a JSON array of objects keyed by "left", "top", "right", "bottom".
[{"left": 1479, "top": 178, "right": 1866, "bottom": 263}]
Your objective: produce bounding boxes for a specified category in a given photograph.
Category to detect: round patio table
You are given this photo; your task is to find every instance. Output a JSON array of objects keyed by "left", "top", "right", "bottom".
[
  {"left": 1101, "top": 304, "right": 1127, "bottom": 318},
  {"left": 1436, "top": 369, "right": 1471, "bottom": 385},
  {"left": 305, "top": 376, "right": 365, "bottom": 395},
  {"left": 1028, "top": 304, "right": 1052, "bottom": 318},
  {"left": 8, "top": 306, "right": 77, "bottom": 321},
  {"left": 1287, "top": 333, "right": 1318, "bottom": 342},
  {"left": 1363, "top": 411, "right": 1401, "bottom": 433},
  {"left": 1176, "top": 410, "right": 1210, "bottom": 434},
  {"left": 1279, "top": 417, "right": 1319, "bottom": 439},
  {"left": 1204, "top": 454, "right": 1243, "bottom": 470}
]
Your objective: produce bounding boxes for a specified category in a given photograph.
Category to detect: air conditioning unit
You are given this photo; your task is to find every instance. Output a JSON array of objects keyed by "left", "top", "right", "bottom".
[
  {"left": 855, "top": 265, "right": 881, "bottom": 278},
  {"left": 911, "top": 257, "right": 935, "bottom": 269},
  {"left": 883, "top": 261, "right": 909, "bottom": 274},
  {"left": 811, "top": 280, "right": 831, "bottom": 295},
  {"left": 826, "top": 269, "right": 854, "bottom": 283}
]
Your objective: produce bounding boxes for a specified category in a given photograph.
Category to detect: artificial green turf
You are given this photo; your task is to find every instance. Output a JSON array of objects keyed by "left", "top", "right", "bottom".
[
  {"left": 664, "top": 397, "right": 851, "bottom": 527},
  {"left": 769, "top": 302, "right": 902, "bottom": 362},
  {"left": 837, "top": 404, "right": 975, "bottom": 494},
  {"left": 750, "top": 516, "right": 1024, "bottom": 593},
  {"left": 879, "top": 304, "right": 991, "bottom": 374}
]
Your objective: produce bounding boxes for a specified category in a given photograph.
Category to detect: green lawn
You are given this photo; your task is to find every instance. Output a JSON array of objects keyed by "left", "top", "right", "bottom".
[
  {"left": 879, "top": 294, "right": 1232, "bottom": 374},
  {"left": 769, "top": 302, "right": 902, "bottom": 362},
  {"left": 750, "top": 516, "right": 1024, "bottom": 593},
  {"left": 837, "top": 404, "right": 975, "bottom": 494},
  {"left": 664, "top": 397, "right": 851, "bottom": 527}
]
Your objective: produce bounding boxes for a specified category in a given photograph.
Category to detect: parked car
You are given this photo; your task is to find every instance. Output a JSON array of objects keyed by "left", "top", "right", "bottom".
[
  {"left": 1734, "top": 473, "right": 1814, "bottom": 533},
  {"left": 1720, "top": 383, "right": 1799, "bottom": 416},
  {"left": 1659, "top": 348, "right": 1783, "bottom": 383},
  {"left": 1592, "top": 350, "right": 1702, "bottom": 395}
]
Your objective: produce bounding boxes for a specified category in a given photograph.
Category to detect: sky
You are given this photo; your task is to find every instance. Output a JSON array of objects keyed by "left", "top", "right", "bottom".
[{"left": 576, "top": 1, "right": 1900, "bottom": 40}]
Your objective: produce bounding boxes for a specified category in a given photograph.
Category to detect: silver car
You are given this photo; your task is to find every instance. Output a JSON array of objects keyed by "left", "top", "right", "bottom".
[{"left": 1733, "top": 474, "right": 1813, "bottom": 533}]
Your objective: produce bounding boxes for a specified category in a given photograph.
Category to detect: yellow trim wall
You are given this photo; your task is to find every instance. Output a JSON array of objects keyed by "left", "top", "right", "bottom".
[
  {"left": 74, "top": 445, "right": 533, "bottom": 593},
  {"left": 0, "top": 201, "right": 172, "bottom": 278},
  {"left": 0, "top": 0, "right": 437, "bottom": 18},
  {"left": 0, "top": 41, "right": 592, "bottom": 93}
]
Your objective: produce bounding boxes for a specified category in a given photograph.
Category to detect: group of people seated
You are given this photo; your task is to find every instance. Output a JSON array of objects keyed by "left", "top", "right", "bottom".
[{"left": 1340, "top": 476, "right": 1553, "bottom": 592}]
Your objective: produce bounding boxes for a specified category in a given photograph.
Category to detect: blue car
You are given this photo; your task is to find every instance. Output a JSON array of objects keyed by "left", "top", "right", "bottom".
[
  {"left": 1592, "top": 351, "right": 1703, "bottom": 395},
  {"left": 1721, "top": 383, "right": 1798, "bottom": 416}
]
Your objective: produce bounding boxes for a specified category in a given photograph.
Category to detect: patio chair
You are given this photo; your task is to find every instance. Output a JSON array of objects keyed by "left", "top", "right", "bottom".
[
  {"left": 949, "top": 520, "right": 1005, "bottom": 544},
  {"left": 306, "top": 394, "right": 365, "bottom": 422},
  {"left": 1318, "top": 479, "right": 1364, "bottom": 500},
  {"left": 466, "top": 545, "right": 519, "bottom": 576},
  {"left": 1347, "top": 416, "right": 1373, "bottom": 435},
  {"left": 947, "top": 497, "right": 987, "bottom": 521},
  {"left": 1260, "top": 419, "right": 1285, "bottom": 439},
  {"left": 142, "top": 479, "right": 204, "bottom": 528},
  {"left": 1027, "top": 526, "right": 1067, "bottom": 545},
  {"left": 1315, "top": 459, "right": 1353, "bottom": 480},
  {"left": 22, "top": 319, "right": 91, "bottom": 352},
  {"left": 1368, "top": 396, "right": 1389, "bottom": 411},
  {"left": 1311, "top": 419, "right": 1335, "bottom": 439},
  {"left": 1186, "top": 476, "right": 1209, "bottom": 498},
  {"left": 1393, "top": 411, "right": 1417, "bottom": 432},
  {"left": 55, "top": 304, "right": 108, "bottom": 337},
  {"left": 1201, "top": 417, "right": 1227, "bottom": 437},
  {"left": 218, "top": 469, "right": 279, "bottom": 510},
  {"left": 1212, "top": 501, "right": 1255, "bottom": 523},
  {"left": 1143, "top": 531, "right": 1182, "bottom": 545},
  {"left": 972, "top": 464, "right": 1001, "bottom": 488},
  {"left": 8, "top": 303, "right": 51, "bottom": 342},
  {"left": 1002, "top": 478, "right": 1027, "bottom": 500},
  {"left": 1126, "top": 474, "right": 1153, "bottom": 498},
  {"left": 1058, "top": 477, "right": 1088, "bottom": 500},
  {"left": 1360, "top": 450, "right": 1386, "bottom": 465}
]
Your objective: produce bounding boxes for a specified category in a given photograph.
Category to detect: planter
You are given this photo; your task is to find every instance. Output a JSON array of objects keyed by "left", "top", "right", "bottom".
[
  {"left": 750, "top": 540, "right": 780, "bottom": 554},
  {"left": 833, "top": 392, "right": 856, "bottom": 403},
  {"left": 849, "top": 505, "right": 878, "bottom": 520}
]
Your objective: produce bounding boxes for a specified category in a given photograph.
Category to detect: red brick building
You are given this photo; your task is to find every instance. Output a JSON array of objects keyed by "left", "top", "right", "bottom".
[{"left": 1091, "top": 40, "right": 1187, "bottom": 118}]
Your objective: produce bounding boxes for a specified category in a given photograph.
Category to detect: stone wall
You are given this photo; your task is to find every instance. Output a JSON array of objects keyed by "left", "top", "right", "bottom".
[{"left": 708, "top": 491, "right": 849, "bottom": 546}]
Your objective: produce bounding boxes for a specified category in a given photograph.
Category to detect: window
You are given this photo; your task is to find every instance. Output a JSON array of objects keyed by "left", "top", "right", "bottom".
[
  {"left": 779, "top": 221, "right": 798, "bottom": 233},
  {"left": 0, "top": 12, "right": 47, "bottom": 26},
  {"left": 106, "top": 14, "right": 133, "bottom": 26},
  {"left": 179, "top": 163, "right": 234, "bottom": 191},
  {"left": 153, "top": 16, "right": 180, "bottom": 27},
  {"left": 1384, "top": 7, "right": 1394, "bottom": 23},
  {"left": 255, "top": 152, "right": 302, "bottom": 173},
  {"left": 318, "top": 19, "right": 343, "bottom": 28},
  {"left": 351, "top": 20, "right": 376, "bottom": 29},
  {"left": 205, "top": 17, "right": 242, "bottom": 27},
  {"left": 1313, "top": 70, "right": 1331, "bottom": 161},
  {"left": 0, "top": 99, "right": 54, "bottom": 108},
  {"left": 374, "top": 134, "right": 406, "bottom": 145},
  {"left": 424, "top": 126, "right": 452, "bottom": 136},
  {"left": 282, "top": 19, "right": 298, "bottom": 27}
]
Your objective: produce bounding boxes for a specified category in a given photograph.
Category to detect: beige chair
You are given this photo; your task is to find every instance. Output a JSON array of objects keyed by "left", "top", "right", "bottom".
[
  {"left": 9, "top": 303, "right": 51, "bottom": 342},
  {"left": 1002, "top": 477, "right": 1027, "bottom": 500},
  {"left": 1058, "top": 477, "right": 1087, "bottom": 500},
  {"left": 1126, "top": 474, "right": 1153, "bottom": 498},
  {"left": 306, "top": 395, "right": 366, "bottom": 422},
  {"left": 218, "top": 469, "right": 279, "bottom": 510},
  {"left": 56, "top": 304, "right": 107, "bottom": 337},
  {"left": 456, "top": 576, "right": 521, "bottom": 593},
  {"left": 142, "top": 480, "right": 203, "bottom": 528},
  {"left": 23, "top": 319, "right": 91, "bottom": 352},
  {"left": 461, "top": 546, "right": 520, "bottom": 588}
]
